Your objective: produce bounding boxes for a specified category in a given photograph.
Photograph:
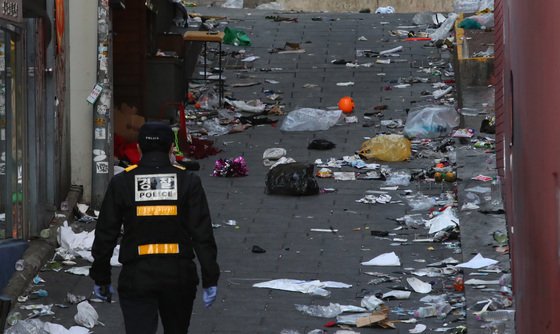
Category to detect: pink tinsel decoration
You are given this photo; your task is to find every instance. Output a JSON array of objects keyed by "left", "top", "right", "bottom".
[{"left": 213, "top": 156, "right": 248, "bottom": 177}]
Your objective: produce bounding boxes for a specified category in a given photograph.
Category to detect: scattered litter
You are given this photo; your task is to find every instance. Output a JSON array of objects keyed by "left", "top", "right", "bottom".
[
  {"left": 336, "top": 82, "right": 355, "bottom": 87},
  {"left": 356, "top": 193, "right": 392, "bottom": 204},
  {"left": 295, "top": 303, "right": 366, "bottom": 318},
  {"left": 361, "top": 252, "right": 401, "bottom": 266}
]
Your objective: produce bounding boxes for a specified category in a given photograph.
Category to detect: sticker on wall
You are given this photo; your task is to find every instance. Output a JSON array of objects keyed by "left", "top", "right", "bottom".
[
  {"left": 96, "top": 161, "right": 109, "bottom": 174},
  {"left": 96, "top": 104, "right": 108, "bottom": 116},
  {"left": 0, "top": 43, "right": 4, "bottom": 72},
  {"left": 98, "top": 43, "right": 108, "bottom": 57},
  {"left": 99, "top": 56, "right": 108, "bottom": 72},
  {"left": 95, "top": 127, "right": 106, "bottom": 140},
  {"left": 87, "top": 83, "right": 103, "bottom": 104},
  {"left": 93, "top": 149, "right": 107, "bottom": 162}
]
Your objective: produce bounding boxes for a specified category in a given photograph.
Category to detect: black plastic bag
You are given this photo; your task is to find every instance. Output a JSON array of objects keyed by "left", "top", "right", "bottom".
[
  {"left": 266, "top": 163, "right": 319, "bottom": 196},
  {"left": 307, "top": 139, "right": 336, "bottom": 150}
]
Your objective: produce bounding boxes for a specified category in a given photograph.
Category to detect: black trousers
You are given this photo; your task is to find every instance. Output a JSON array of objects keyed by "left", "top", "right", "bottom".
[{"left": 118, "top": 257, "right": 198, "bottom": 334}]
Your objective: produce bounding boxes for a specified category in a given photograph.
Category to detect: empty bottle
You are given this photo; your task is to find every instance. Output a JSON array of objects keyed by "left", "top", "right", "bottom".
[
  {"left": 490, "top": 177, "right": 503, "bottom": 207},
  {"left": 414, "top": 305, "right": 438, "bottom": 318},
  {"left": 477, "top": 310, "right": 515, "bottom": 321}
]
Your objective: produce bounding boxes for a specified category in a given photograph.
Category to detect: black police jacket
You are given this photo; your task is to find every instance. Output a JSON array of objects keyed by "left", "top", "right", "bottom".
[{"left": 90, "top": 151, "right": 219, "bottom": 288}]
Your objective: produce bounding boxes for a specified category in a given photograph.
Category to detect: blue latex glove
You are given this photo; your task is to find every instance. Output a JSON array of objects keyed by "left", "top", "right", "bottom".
[
  {"left": 203, "top": 286, "right": 217, "bottom": 308},
  {"left": 94, "top": 284, "right": 115, "bottom": 302}
]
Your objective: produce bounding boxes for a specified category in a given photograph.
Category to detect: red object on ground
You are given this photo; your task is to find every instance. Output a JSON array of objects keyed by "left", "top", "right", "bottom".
[
  {"left": 338, "top": 96, "right": 355, "bottom": 113},
  {"left": 404, "top": 37, "right": 432, "bottom": 41}
]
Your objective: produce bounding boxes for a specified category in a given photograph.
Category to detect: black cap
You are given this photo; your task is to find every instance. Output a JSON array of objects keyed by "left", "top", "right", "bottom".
[{"left": 138, "top": 122, "right": 174, "bottom": 153}]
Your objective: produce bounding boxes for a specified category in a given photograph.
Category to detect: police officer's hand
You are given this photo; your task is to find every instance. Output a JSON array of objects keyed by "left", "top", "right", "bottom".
[
  {"left": 94, "top": 284, "right": 115, "bottom": 302},
  {"left": 203, "top": 286, "right": 217, "bottom": 308}
]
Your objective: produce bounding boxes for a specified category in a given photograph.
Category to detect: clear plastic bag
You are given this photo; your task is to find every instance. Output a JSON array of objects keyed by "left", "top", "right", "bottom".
[
  {"left": 222, "top": 0, "right": 243, "bottom": 8},
  {"left": 295, "top": 303, "right": 343, "bottom": 318},
  {"left": 406, "top": 192, "right": 437, "bottom": 211},
  {"left": 384, "top": 170, "right": 411, "bottom": 186},
  {"left": 280, "top": 108, "right": 342, "bottom": 132},
  {"left": 404, "top": 105, "right": 460, "bottom": 139},
  {"left": 429, "top": 13, "right": 459, "bottom": 40},
  {"left": 359, "top": 135, "right": 411, "bottom": 162},
  {"left": 198, "top": 88, "right": 219, "bottom": 110}
]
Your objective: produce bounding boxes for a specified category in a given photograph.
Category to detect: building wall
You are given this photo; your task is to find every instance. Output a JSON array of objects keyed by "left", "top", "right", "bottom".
[
  {"left": 498, "top": 0, "right": 560, "bottom": 332},
  {"left": 68, "top": 1, "right": 97, "bottom": 202}
]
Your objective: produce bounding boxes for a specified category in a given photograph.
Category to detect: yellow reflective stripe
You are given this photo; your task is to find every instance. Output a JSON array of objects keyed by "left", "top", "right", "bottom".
[
  {"left": 138, "top": 243, "right": 180, "bottom": 255},
  {"left": 125, "top": 165, "right": 138, "bottom": 172},
  {"left": 136, "top": 205, "right": 177, "bottom": 216}
]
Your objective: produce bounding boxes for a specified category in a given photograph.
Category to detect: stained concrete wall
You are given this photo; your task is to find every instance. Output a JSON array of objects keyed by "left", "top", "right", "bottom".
[{"left": 68, "top": 1, "right": 98, "bottom": 203}]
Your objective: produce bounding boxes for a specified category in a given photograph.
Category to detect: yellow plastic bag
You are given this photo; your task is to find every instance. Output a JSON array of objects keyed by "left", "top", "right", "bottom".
[{"left": 359, "top": 134, "right": 411, "bottom": 162}]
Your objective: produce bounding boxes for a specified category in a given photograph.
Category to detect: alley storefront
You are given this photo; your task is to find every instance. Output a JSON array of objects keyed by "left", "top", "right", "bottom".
[{"left": 0, "top": 0, "right": 70, "bottom": 291}]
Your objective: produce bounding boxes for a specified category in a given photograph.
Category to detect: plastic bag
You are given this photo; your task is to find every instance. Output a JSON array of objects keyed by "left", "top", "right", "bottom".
[
  {"left": 406, "top": 192, "right": 437, "bottom": 211},
  {"left": 359, "top": 135, "right": 411, "bottom": 162},
  {"left": 198, "top": 88, "right": 219, "bottom": 110},
  {"left": 6, "top": 319, "right": 49, "bottom": 334},
  {"left": 266, "top": 163, "right": 319, "bottom": 196},
  {"left": 280, "top": 108, "right": 342, "bottom": 132},
  {"left": 429, "top": 13, "right": 458, "bottom": 40},
  {"left": 404, "top": 105, "right": 460, "bottom": 139},
  {"left": 295, "top": 303, "right": 343, "bottom": 318},
  {"left": 222, "top": 0, "right": 243, "bottom": 8},
  {"left": 223, "top": 27, "right": 251, "bottom": 46},
  {"left": 256, "top": 2, "right": 284, "bottom": 10},
  {"left": 74, "top": 301, "right": 99, "bottom": 329},
  {"left": 384, "top": 170, "right": 411, "bottom": 186},
  {"left": 412, "top": 11, "right": 435, "bottom": 25},
  {"left": 469, "top": 13, "right": 494, "bottom": 28},
  {"left": 453, "top": 0, "right": 480, "bottom": 12}
]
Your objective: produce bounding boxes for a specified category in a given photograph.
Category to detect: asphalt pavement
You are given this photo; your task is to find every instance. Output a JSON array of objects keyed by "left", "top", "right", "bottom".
[{"left": 3, "top": 7, "right": 513, "bottom": 334}]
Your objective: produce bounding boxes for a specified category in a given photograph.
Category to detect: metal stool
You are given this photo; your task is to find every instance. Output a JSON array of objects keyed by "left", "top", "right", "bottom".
[{"left": 183, "top": 31, "right": 225, "bottom": 106}]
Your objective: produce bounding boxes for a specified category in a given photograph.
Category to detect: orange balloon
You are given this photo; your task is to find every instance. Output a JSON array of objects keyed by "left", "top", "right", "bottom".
[{"left": 338, "top": 97, "right": 355, "bottom": 113}]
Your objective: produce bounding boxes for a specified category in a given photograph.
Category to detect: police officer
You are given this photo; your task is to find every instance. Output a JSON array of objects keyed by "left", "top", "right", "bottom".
[{"left": 90, "top": 122, "right": 219, "bottom": 333}]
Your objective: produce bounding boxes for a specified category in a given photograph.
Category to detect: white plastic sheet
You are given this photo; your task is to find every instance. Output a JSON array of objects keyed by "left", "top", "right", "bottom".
[
  {"left": 382, "top": 290, "right": 411, "bottom": 299},
  {"left": 253, "top": 279, "right": 351, "bottom": 296},
  {"left": 57, "top": 222, "right": 94, "bottom": 251},
  {"left": 361, "top": 252, "right": 401, "bottom": 266},
  {"left": 407, "top": 277, "right": 432, "bottom": 294},
  {"left": 456, "top": 253, "right": 498, "bottom": 269}
]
